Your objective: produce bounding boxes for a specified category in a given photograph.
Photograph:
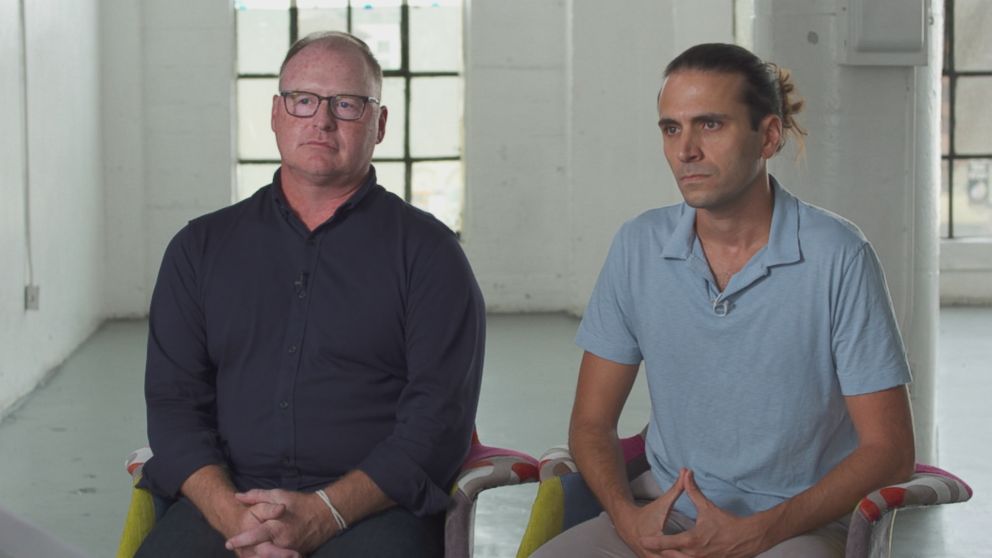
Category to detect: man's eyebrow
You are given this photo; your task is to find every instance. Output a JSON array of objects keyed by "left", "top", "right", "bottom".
[{"left": 658, "top": 112, "right": 732, "bottom": 127}]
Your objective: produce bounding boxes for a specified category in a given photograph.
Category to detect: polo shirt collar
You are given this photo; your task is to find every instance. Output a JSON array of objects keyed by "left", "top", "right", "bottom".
[
  {"left": 659, "top": 175, "right": 800, "bottom": 269},
  {"left": 763, "top": 175, "right": 801, "bottom": 268},
  {"left": 270, "top": 166, "right": 380, "bottom": 232}
]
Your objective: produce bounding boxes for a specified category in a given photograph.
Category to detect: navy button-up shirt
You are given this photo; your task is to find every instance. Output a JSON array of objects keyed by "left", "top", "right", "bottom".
[{"left": 143, "top": 168, "right": 485, "bottom": 516}]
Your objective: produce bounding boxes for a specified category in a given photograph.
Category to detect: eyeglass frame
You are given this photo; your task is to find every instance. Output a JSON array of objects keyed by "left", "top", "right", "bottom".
[{"left": 278, "top": 90, "right": 381, "bottom": 121}]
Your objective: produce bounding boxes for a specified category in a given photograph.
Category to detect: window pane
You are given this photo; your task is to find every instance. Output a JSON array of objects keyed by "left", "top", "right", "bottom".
[
  {"left": 298, "top": 0, "right": 348, "bottom": 38},
  {"left": 238, "top": 78, "right": 280, "bottom": 160},
  {"left": 372, "top": 161, "right": 406, "bottom": 198},
  {"left": 954, "top": 77, "right": 992, "bottom": 155},
  {"left": 237, "top": 163, "right": 280, "bottom": 202},
  {"left": 376, "top": 77, "right": 406, "bottom": 158},
  {"left": 941, "top": 159, "right": 949, "bottom": 238},
  {"left": 410, "top": 77, "right": 462, "bottom": 157},
  {"left": 237, "top": 7, "right": 290, "bottom": 74},
  {"left": 955, "top": 0, "right": 992, "bottom": 71},
  {"left": 412, "top": 160, "right": 462, "bottom": 232},
  {"left": 953, "top": 159, "right": 992, "bottom": 237},
  {"left": 409, "top": 1, "right": 462, "bottom": 72},
  {"left": 353, "top": 3, "right": 402, "bottom": 71},
  {"left": 941, "top": 76, "right": 949, "bottom": 156}
]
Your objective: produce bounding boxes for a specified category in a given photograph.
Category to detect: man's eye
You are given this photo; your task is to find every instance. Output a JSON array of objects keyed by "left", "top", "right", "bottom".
[
  {"left": 297, "top": 96, "right": 313, "bottom": 105},
  {"left": 703, "top": 121, "right": 720, "bottom": 130}
]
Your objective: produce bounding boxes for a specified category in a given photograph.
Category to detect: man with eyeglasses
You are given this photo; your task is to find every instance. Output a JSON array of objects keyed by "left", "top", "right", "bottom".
[{"left": 137, "top": 31, "right": 484, "bottom": 558}]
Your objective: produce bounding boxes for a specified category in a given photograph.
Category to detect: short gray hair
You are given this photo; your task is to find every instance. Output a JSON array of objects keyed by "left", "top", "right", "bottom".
[{"left": 279, "top": 31, "right": 383, "bottom": 94}]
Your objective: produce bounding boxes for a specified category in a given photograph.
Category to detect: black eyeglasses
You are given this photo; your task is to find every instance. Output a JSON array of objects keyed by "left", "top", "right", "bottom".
[{"left": 279, "top": 91, "right": 380, "bottom": 121}]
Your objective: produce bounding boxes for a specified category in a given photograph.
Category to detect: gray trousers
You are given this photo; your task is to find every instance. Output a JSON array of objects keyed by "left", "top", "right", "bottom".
[{"left": 532, "top": 471, "right": 848, "bottom": 558}]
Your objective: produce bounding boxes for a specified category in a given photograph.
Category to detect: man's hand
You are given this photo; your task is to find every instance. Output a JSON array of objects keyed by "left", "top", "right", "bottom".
[
  {"left": 214, "top": 502, "right": 298, "bottom": 558},
  {"left": 611, "top": 468, "right": 687, "bottom": 558},
  {"left": 225, "top": 489, "right": 335, "bottom": 555},
  {"left": 641, "top": 470, "right": 767, "bottom": 558}
]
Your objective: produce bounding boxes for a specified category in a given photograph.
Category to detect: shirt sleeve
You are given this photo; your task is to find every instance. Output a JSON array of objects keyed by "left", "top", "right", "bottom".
[
  {"left": 831, "top": 242, "right": 913, "bottom": 395},
  {"left": 142, "top": 225, "right": 227, "bottom": 498},
  {"left": 575, "top": 224, "right": 643, "bottom": 365},
  {"left": 356, "top": 231, "right": 485, "bottom": 516}
]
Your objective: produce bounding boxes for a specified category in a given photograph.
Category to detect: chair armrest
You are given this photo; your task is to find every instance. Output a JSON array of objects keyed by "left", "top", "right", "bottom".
[
  {"left": 445, "top": 443, "right": 538, "bottom": 558},
  {"left": 853, "top": 463, "right": 973, "bottom": 525},
  {"left": 538, "top": 446, "right": 577, "bottom": 481},
  {"left": 453, "top": 443, "right": 539, "bottom": 502},
  {"left": 125, "top": 447, "right": 153, "bottom": 481},
  {"left": 537, "top": 427, "right": 648, "bottom": 482},
  {"left": 845, "top": 464, "right": 973, "bottom": 558}
]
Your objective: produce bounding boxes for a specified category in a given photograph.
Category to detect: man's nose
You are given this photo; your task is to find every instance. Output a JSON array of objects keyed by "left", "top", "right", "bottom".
[
  {"left": 312, "top": 100, "right": 338, "bottom": 130},
  {"left": 678, "top": 130, "right": 702, "bottom": 162}
]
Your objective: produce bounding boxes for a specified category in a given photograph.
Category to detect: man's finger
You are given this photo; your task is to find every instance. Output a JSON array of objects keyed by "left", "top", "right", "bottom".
[
  {"left": 226, "top": 526, "right": 273, "bottom": 550},
  {"left": 682, "top": 469, "right": 711, "bottom": 510},
  {"left": 641, "top": 532, "right": 690, "bottom": 552},
  {"left": 236, "top": 489, "right": 279, "bottom": 505},
  {"left": 255, "top": 542, "right": 301, "bottom": 558},
  {"left": 657, "top": 468, "right": 687, "bottom": 506},
  {"left": 248, "top": 502, "right": 287, "bottom": 521}
]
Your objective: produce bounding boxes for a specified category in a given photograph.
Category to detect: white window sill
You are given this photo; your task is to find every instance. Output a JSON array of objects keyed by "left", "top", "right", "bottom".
[{"left": 941, "top": 238, "right": 992, "bottom": 272}]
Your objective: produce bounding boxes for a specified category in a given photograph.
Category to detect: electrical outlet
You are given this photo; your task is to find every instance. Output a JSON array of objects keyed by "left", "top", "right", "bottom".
[{"left": 25, "top": 285, "right": 40, "bottom": 311}]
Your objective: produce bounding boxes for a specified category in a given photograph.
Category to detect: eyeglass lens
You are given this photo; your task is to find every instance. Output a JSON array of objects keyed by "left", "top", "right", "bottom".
[{"left": 284, "top": 92, "right": 367, "bottom": 120}]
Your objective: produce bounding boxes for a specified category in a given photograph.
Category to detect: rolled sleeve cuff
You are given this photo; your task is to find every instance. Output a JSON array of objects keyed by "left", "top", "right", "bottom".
[
  {"left": 358, "top": 444, "right": 451, "bottom": 517},
  {"left": 575, "top": 325, "right": 642, "bottom": 365},
  {"left": 141, "top": 437, "right": 227, "bottom": 498},
  {"left": 838, "top": 365, "right": 912, "bottom": 397}
]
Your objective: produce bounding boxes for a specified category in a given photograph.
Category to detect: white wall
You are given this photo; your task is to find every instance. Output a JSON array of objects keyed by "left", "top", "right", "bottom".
[
  {"left": 101, "top": 0, "right": 147, "bottom": 317},
  {"left": 941, "top": 241, "right": 992, "bottom": 304},
  {"left": 0, "top": 0, "right": 105, "bottom": 415},
  {"left": 463, "top": 0, "right": 734, "bottom": 312},
  {"left": 102, "top": 0, "right": 236, "bottom": 317}
]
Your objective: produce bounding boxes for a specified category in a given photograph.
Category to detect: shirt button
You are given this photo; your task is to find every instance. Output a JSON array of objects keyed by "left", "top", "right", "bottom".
[
  {"left": 282, "top": 457, "right": 291, "bottom": 466},
  {"left": 279, "top": 400, "right": 289, "bottom": 409},
  {"left": 288, "top": 345, "right": 298, "bottom": 353}
]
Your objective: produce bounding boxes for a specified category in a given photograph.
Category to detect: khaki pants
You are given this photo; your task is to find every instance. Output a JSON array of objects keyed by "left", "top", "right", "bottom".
[{"left": 531, "top": 471, "right": 847, "bottom": 558}]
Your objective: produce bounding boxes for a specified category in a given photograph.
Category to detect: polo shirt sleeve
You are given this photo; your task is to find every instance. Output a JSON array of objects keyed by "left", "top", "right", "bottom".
[
  {"left": 142, "top": 225, "right": 227, "bottom": 498},
  {"left": 575, "top": 223, "right": 643, "bottom": 365},
  {"left": 356, "top": 232, "right": 485, "bottom": 517},
  {"left": 831, "top": 242, "right": 912, "bottom": 395}
]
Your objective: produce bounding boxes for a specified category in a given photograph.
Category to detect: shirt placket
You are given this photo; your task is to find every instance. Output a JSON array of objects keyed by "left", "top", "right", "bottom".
[{"left": 276, "top": 232, "right": 320, "bottom": 489}]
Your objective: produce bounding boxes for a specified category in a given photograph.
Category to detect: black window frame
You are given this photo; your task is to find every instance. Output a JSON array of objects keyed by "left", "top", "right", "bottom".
[{"left": 942, "top": 0, "right": 992, "bottom": 238}]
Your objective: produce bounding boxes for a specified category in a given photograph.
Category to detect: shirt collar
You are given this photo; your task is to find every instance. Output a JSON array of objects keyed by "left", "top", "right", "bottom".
[
  {"left": 270, "top": 165, "right": 379, "bottom": 221},
  {"left": 660, "top": 175, "right": 801, "bottom": 268}
]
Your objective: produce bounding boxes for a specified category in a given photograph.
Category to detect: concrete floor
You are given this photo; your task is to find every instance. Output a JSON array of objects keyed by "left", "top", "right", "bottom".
[{"left": 0, "top": 309, "right": 987, "bottom": 557}]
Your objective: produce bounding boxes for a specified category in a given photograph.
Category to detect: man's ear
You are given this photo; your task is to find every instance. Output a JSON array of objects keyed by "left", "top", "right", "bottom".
[
  {"left": 760, "top": 114, "right": 784, "bottom": 158},
  {"left": 271, "top": 94, "right": 280, "bottom": 132},
  {"left": 376, "top": 106, "right": 388, "bottom": 144}
]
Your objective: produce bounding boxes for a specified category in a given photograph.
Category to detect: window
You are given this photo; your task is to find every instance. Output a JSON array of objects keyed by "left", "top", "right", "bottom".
[
  {"left": 234, "top": 0, "right": 465, "bottom": 232},
  {"left": 942, "top": 0, "right": 992, "bottom": 238}
]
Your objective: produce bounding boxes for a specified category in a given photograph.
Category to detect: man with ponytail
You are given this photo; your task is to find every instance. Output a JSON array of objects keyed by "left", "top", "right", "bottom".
[{"left": 537, "top": 43, "right": 914, "bottom": 558}]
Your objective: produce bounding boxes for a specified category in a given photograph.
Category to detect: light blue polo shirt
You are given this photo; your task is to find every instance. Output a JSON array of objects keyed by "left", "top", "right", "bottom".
[{"left": 576, "top": 178, "right": 911, "bottom": 518}]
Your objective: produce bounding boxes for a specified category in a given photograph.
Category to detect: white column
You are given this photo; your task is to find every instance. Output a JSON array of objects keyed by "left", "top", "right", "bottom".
[{"left": 752, "top": 0, "right": 940, "bottom": 462}]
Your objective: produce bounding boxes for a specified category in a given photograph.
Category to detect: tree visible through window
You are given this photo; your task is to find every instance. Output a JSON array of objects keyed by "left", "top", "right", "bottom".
[
  {"left": 234, "top": 0, "right": 465, "bottom": 233},
  {"left": 942, "top": 0, "right": 992, "bottom": 237}
]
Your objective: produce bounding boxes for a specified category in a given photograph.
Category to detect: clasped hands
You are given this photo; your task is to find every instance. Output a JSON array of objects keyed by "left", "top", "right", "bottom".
[
  {"left": 618, "top": 468, "right": 768, "bottom": 558},
  {"left": 223, "top": 489, "right": 337, "bottom": 558}
]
